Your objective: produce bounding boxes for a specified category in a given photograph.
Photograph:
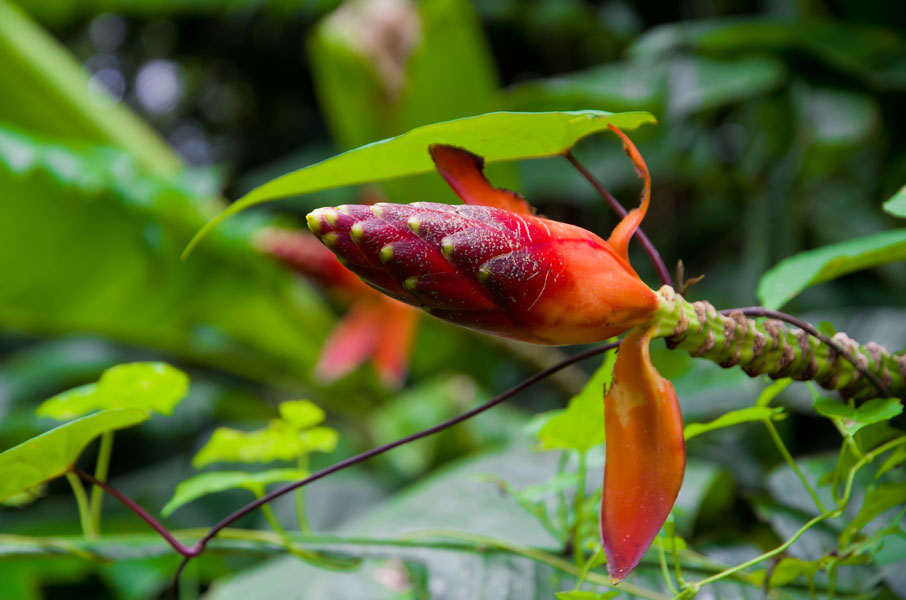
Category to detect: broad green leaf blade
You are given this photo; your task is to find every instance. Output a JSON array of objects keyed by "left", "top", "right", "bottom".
[
  {"left": 684, "top": 406, "right": 784, "bottom": 440},
  {"left": 278, "top": 400, "right": 325, "bottom": 430},
  {"left": 184, "top": 110, "right": 656, "bottom": 256},
  {"left": 883, "top": 184, "right": 906, "bottom": 218},
  {"left": 37, "top": 362, "right": 189, "bottom": 419},
  {"left": 0, "top": 124, "right": 332, "bottom": 384},
  {"left": 757, "top": 229, "right": 906, "bottom": 310},
  {"left": 536, "top": 350, "right": 616, "bottom": 452},
  {"left": 0, "top": 0, "right": 179, "bottom": 173},
  {"left": 0, "top": 408, "right": 148, "bottom": 501},
  {"left": 193, "top": 421, "right": 339, "bottom": 468},
  {"left": 161, "top": 468, "right": 307, "bottom": 517}
]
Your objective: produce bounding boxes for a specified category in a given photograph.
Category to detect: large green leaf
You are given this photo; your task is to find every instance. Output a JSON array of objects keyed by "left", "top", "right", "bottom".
[
  {"left": 0, "top": 0, "right": 178, "bottom": 172},
  {"left": 184, "top": 110, "right": 656, "bottom": 255},
  {"left": 840, "top": 482, "right": 906, "bottom": 546},
  {"left": 0, "top": 408, "right": 148, "bottom": 501},
  {"left": 193, "top": 421, "right": 338, "bottom": 468},
  {"left": 0, "top": 123, "right": 332, "bottom": 384},
  {"left": 756, "top": 229, "right": 906, "bottom": 310},
  {"left": 36, "top": 362, "right": 189, "bottom": 419},
  {"left": 161, "top": 468, "right": 307, "bottom": 517},
  {"left": 812, "top": 397, "right": 903, "bottom": 436}
]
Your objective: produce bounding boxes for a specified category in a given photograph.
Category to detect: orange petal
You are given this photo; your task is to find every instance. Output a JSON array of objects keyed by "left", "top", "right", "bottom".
[
  {"left": 429, "top": 144, "right": 533, "bottom": 215},
  {"left": 606, "top": 125, "right": 651, "bottom": 264},
  {"left": 601, "top": 326, "right": 685, "bottom": 581},
  {"left": 315, "top": 301, "right": 383, "bottom": 382},
  {"left": 372, "top": 298, "right": 418, "bottom": 388}
]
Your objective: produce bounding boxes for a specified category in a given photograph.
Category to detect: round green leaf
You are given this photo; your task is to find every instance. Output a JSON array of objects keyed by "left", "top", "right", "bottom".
[
  {"left": 278, "top": 400, "right": 325, "bottom": 430},
  {"left": 0, "top": 408, "right": 149, "bottom": 502},
  {"left": 36, "top": 362, "right": 189, "bottom": 419}
]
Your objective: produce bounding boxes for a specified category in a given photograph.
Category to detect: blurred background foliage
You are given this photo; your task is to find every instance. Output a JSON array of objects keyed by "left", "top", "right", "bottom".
[{"left": 2, "top": 0, "right": 906, "bottom": 598}]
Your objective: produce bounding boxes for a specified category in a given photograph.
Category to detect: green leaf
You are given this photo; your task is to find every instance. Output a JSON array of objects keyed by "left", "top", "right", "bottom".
[
  {"left": 883, "top": 184, "right": 906, "bottom": 218},
  {"left": 840, "top": 482, "right": 906, "bottom": 546},
  {"left": 0, "top": 124, "right": 332, "bottom": 385},
  {"left": 536, "top": 350, "right": 616, "bottom": 452},
  {"left": 751, "top": 556, "right": 821, "bottom": 587},
  {"left": 876, "top": 445, "right": 906, "bottom": 480},
  {"left": 755, "top": 378, "right": 792, "bottom": 407},
  {"left": 757, "top": 229, "right": 906, "bottom": 310},
  {"left": 684, "top": 406, "right": 784, "bottom": 440},
  {"left": 161, "top": 468, "right": 307, "bottom": 517},
  {"left": 193, "top": 421, "right": 339, "bottom": 467},
  {"left": 184, "top": 110, "right": 656, "bottom": 256},
  {"left": 0, "top": 408, "right": 148, "bottom": 501},
  {"left": 36, "top": 362, "right": 189, "bottom": 419},
  {"left": 555, "top": 592, "right": 618, "bottom": 600},
  {"left": 813, "top": 396, "right": 903, "bottom": 435},
  {"left": 278, "top": 400, "right": 325, "bottom": 430}
]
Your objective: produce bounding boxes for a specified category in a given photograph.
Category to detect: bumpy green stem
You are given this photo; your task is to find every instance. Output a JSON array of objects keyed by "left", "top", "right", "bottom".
[{"left": 652, "top": 286, "right": 906, "bottom": 400}]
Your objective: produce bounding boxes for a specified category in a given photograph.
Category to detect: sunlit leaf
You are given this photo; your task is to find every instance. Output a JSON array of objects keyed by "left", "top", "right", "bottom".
[
  {"left": 757, "top": 229, "right": 906, "bottom": 310},
  {"left": 535, "top": 350, "right": 616, "bottom": 452},
  {"left": 184, "top": 110, "right": 656, "bottom": 255},
  {"left": 0, "top": 408, "right": 148, "bottom": 501},
  {"left": 36, "top": 362, "right": 189, "bottom": 419},
  {"left": 193, "top": 421, "right": 338, "bottom": 468},
  {"left": 161, "top": 468, "right": 307, "bottom": 517},
  {"left": 883, "top": 184, "right": 906, "bottom": 218},
  {"left": 684, "top": 406, "right": 784, "bottom": 440},
  {"left": 278, "top": 400, "right": 325, "bottom": 430},
  {"left": 755, "top": 378, "right": 792, "bottom": 407}
]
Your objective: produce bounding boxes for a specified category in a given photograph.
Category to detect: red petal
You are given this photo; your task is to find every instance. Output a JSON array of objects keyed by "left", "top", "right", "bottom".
[
  {"left": 606, "top": 126, "right": 650, "bottom": 265},
  {"left": 601, "top": 326, "right": 685, "bottom": 581},
  {"left": 429, "top": 144, "right": 533, "bottom": 214},
  {"left": 372, "top": 299, "right": 418, "bottom": 388},
  {"left": 315, "top": 302, "right": 383, "bottom": 382}
]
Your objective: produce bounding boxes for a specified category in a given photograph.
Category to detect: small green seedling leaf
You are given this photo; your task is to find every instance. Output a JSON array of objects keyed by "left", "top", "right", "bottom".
[
  {"left": 883, "top": 184, "right": 906, "bottom": 218},
  {"left": 555, "top": 592, "right": 618, "bottom": 600},
  {"left": 757, "top": 229, "right": 906, "bottom": 310},
  {"left": 536, "top": 350, "right": 616, "bottom": 452},
  {"left": 161, "top": 468, "right": 307, "bottom": 517},
  {"left": 184, "top": 110, "right": 656, "bottom": 256},
  {"left": 684, "top": 406, "right": 785, "bottom": 440},
  {"left": 36, "top": 362, "right": 189, "bottom": 419},
  {"left": 813, "top": 396, "right": 903, "bottom": 435},
  {"left": 279, "top": 400, "right": 325, "bottom": 429},
  {"left": 0, "top": 408, "right": 149, "bottom": 501},
  {"left": 840, "top": 482, "right": 906, "bottom": 547},
  {"left": 193, "top": 421, "right": 338, "bottom": 467}
]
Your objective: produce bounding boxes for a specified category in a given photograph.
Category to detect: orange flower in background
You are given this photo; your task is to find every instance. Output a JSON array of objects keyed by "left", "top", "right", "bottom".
[
  {"left": 254, "top": 226, "right": 417, "bottom": 388},
  {"left": 307, "top": 127, "right": 685, "bottom": 581}
]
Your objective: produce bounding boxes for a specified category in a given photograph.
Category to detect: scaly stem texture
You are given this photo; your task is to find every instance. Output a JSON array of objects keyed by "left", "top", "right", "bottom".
[{"left": 653, "top": 286, "right": 906, "bottom": 399}]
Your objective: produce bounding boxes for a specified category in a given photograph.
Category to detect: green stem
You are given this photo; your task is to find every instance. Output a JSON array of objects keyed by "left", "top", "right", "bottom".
[
  {"left": 294, "top": 455, "right": 311, "bottom": 534},
  {"left": 90, "top": 431, "right": 114, "bottom": 534},
  {"left": 404, "top": 529, "right": 671, "bottom": 600},
  {"left": 571, "top": 451, "right": 587, "bottom": 565},
  {"left": 65, "top": 471, "right": 96, "bottom": 539},
  {"left": 762, "top": 419, "right": 826, "bottom": 513},
  {"left": 657, "top": 533, "right": 678, "bottom": 595},
  {"left": 654, "top": 287, "right": 906, "bottom": 400}
]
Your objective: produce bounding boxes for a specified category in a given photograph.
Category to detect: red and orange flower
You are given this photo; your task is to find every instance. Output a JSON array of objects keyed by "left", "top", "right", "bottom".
[{"left": 307, "top": 126, "right": 684, "bottom": 581}]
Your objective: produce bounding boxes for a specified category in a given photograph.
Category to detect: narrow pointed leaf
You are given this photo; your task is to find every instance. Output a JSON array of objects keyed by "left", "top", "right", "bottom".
[
  {"left": 883, "top": 183, "right": 906, "bottom": 218},
  {"left": 184, "top": 110, "right": 655, "bottom": 255}
]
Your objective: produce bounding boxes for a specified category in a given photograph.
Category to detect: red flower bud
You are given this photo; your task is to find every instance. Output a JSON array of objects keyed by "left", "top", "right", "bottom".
[{"left": 307, "top": 202, "right": 658, "bottom": 345}]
